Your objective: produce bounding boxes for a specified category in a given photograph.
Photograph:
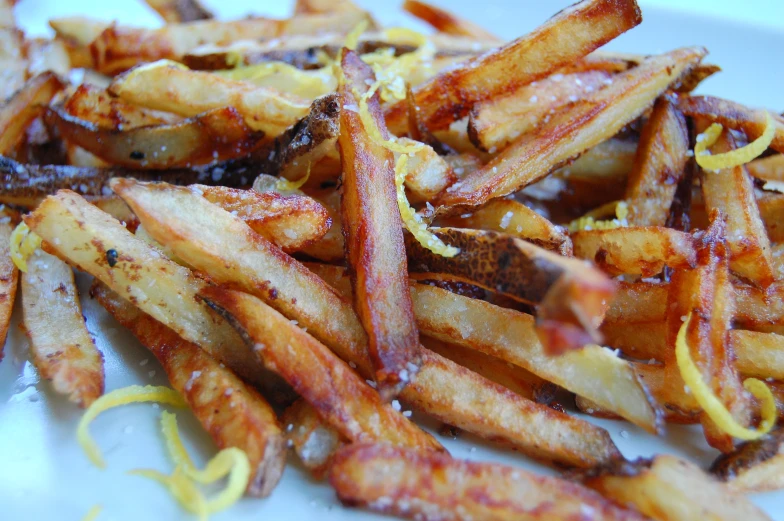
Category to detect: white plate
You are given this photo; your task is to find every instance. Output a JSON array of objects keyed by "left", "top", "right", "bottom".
[{"left": 2, "top": 1, "right": 783, "bottom": 520}]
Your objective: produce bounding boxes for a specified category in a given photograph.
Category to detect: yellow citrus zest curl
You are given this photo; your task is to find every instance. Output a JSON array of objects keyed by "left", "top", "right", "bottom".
[
  {"left": 694, "top": 112, "right": 775, "bottom": 171},
  {"left": 568, "top": 201, "right": 629, "bottom": 232},
  {"left": 77, "top": 385, "right": 187, "bottom": 468},
  {"left": 362, "top": 27, "right": 435, "bottom": 102},
  {"left": 676, "top": 312, "right": 776, "bottom": 440},
  {"left": 81, "top": 505, "right": 103, "bottom": 521},
  {"left": 275, "top": 161, "right": 311, "bottom": 192},
  {"left": 10, "top": 222, "right": 42, "bottom": 273}
]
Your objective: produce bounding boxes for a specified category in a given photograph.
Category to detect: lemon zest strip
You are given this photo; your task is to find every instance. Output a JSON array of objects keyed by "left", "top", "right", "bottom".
[
  {"left": 694, "top": 112, "right": 775, "bottom": 171},
  {"left": 568, "top": 201, "right": 629, "bottom": 232},
  {"left": 676, "top": 312, "right": 776, "bottom": 440},
  {"left": 10, "top": 222, "right": 42, "bottom": 273},
  {"left": 77, "top": 385, "right": 187, "bottom": 468}
]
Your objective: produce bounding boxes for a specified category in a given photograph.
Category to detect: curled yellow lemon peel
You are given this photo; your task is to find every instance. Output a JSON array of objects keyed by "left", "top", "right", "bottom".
[
  {"left": 676, "top": 312, "right": 776, "bottom": 440},
  {"left": 275, "top": 161, "right": 311, "bottom": 192},
  {"left": 568, "top": 201, "right": 629, "bottom": 232},
  {"left": 77, "top": 385, "right": 187, "bottom": 468},
  {"left": 10, "top": 222, "right": 42, "bottom": 273},
  {"left": 694, "top": 112, "right": 775, "bottom": 171},
  {"left": 81, "top": 505, "right": 103, "bottom": 521},
  {"left": 363, "top": 27, "right": 435, "bottom": 103}
]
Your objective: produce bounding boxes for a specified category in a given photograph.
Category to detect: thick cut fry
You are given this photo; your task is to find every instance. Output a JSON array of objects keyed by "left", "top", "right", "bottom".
[
  {"left": 386, "top": 0, "right": 642, "bottom": 133},
  {"left": 331, "top": 444, "right": 642, "bottom": 521},
  {"left": 624, "top": 98, "right": 690, "bottom": 226},
  {"left": 47, "top": 106, "right": 266, "bottom": 169},
  {"left": 404, "top": 227, "right": 615, "bottom": 353},
  {"left": 201, "top": 287, "right": 441, "bottom": 451},
  {"left": 23, "top": 190, "right": 265, "bottom": 388},
  {"left": 730, "top": 330, "right": 784, "bottom": 381},
  {"left": 678, "top": 95, "right": 784, "bottom": 154},
  {"left": 468, "top": 70, "right": 613, "bottom": 153},
  {"left": 711, "top": 427, "right": 784, "bottom": 493},
  {"left": 90, "top": 11, "right": 371, "bottom": 74},
  {"left": 747, "top": 154, "right": 784, "bottom": 182},
  {"left": 437, "top": 199, "right": 572, "bottom": 255},
  {"left": 93, "top": 283, "right": 286, "bottom": 497},
  {"left": 572, "top": 226, "right": 696, "bottom": 276},
  {"left": 64, "top": 84, "right": 181, "bottom": 130},
  {"left": 338, "top": 50, "right": 420, "bottom": 398},
  {"left": 144, "top": 0, "right": 212, "bottom": 23},
  {"left": 698, "top": 121, "right": 774, "bottom": 287},
  {"left": 584, "top": 456, "right": 771, "bottom": 521},
  {"left": 112, "top": 178, "right": 620, "bottom": 467},
  {"left": 282, "top": 399, "right": 343, "bottom": 478},
  {"left": 22, "top": 251, "right": 104, "bottom": 407},
  {"left": 0, "top": 221, "right": 16, "bottom": 360},
  {"left": 411, "top": 282, "right": 661, "bottom": 433},
  {"left": 605, "top": 281, "right": 668, "bottom": 323},
  {"left": 402, "top": 0, "right": 498, "bottom": 40},
  {"left": 0, "top": 72, "right": 64, "bottom": 155},
  {"left": 108, "top": 64, "right": 311, "bottom": 137},
  {"left": 435, "top": 47, "right": 706, "bottom": 209}
]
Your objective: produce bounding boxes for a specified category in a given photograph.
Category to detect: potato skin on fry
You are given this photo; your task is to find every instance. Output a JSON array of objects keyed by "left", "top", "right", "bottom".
[
  {"left": 93, "top": 282, "right": 287, "bottom": 497},
  {"left": 338, "top": 49, "right": 421, "bottom": 399},
  {"left": 330, "top": 444, "right": 645, "bottom": 521}
]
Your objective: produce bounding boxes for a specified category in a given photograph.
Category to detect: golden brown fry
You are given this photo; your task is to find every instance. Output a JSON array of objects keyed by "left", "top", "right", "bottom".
[
  {"left": 293, "top": 0, "right": 365, "bottom": 15},
  {"left": 386, "top": 0, "right": 642, "bottom": 133},
  {"left": 22, "top": 251, "right": 104, "bottom": 407},
  {"left": 584, "top": 455, "right": 771, "bottom": 521},
  {"left": 47, "top": 105, "right": 265, "bottom": 169},
  {"left": 437, "top": 199, "right": 572, "bottom": 255},
  {"left": 730, "top": 330, "right": 784, "bottom": 381},
  {"left": 201, "top": 286, "right": 441, "bottom": 451},
  {"left": 402, "top": 0, "right": 499, "bottom": 41},
  {"left": 572, "top": 227, "right": 696, "bottom": 277},
  {"left": 49, "top": 17, "right": 109, "bottom": 69},
  {"left": 282, "top": 399, "right": 343, "bottom": 478},
  {"left": 698, "top": 120, "right": 775, "bottom": 287},
  {"left": 23, "top": 190, "right": 266, "bottom": 387},
  {"left": 747, "top": 154, "right": 784, "bottom": 182},
  {"left": 144, "top": 0, "right": 212, "bottom": 23},
  {"left": 711, "top": 427, "right": 784, "bottom": 494},
  {"left": 0, "top": 221, "right": 17, "bottom": 360},
  {"left": 300, "top": 186, "right": 345, "bottom": 262},
  {"left": 112, "top": 179, "right": 620, "bottom": 467},
  {"left": 605, "top": 281, "right": 668, "bottom": 323},
  {"left": 0, "top": 72, "right": 64, "bottom": 155},
  {"left": 435, "top": 47, "right": 705, "bottom": 209},
  {"left": 468, "top": 70, "right": 613, "bottom": 153},
  {"left": 554, "top": 136, "right": 638, "bottom": 184},
  {"left": 758, "top": 193, "right": 784, "bottom": 243},
  {"left": 108, "top": 63, "right": 310, "bottom": 137},
  {"left": 624, "top": 98, "right": 690, "bottom": 226},
  {"left": 64, "top": 84, "right": 181, "bottom": 129},
  {"left": 396, "top": 139, "right": 456, "bottom": 203},
  {"left": 338, "top": 49, "right": 420, "bottom": 398},
  {"left": 404, "top": 227, "right": 615, "bottom": 353},
  {"left": 24, "top": 38, "right": 71, "bottom": 78},
  {"left": 678, "top": 94, "right": 784, "bottom": 154},
  {"left": 0, "top": 28, "right": 27, "bottom": 101},
  {"left": 331, "top": 444, "right": 643, "bottom": 521},
  {"left": 93, "top": 282, "right": 286, "bottom": 497}
]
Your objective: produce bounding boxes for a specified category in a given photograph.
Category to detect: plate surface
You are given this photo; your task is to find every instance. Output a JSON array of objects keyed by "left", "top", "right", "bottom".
[{"left": 2, "top": 1, "right": 783, "bottom": 520}]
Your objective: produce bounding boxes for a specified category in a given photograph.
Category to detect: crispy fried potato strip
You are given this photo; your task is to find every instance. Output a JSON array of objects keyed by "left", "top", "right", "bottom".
[
  {"left": 0, "top": 72, "right": 64, "bottom": 155},
  {"left": 711, "top": 427, "right": 784, "bottom": 493},
  {"left": 282, "top": 399, "right": 343, "bottom": 478},
  {"left": 93, "top": 282, "right": 286, "bottom": 497},
  {"left": 64, "top": 84, "right": 181, "bottom": 129},
  {"left": 0, "top": 221, "right": 16, "bottom": 360},
  {"left": 330, "top": 444, "right": 643, "bottom": 521},
  {"left": 402, "top": 0, "right": 499, "bottom": 41},
  {"left": 22, "top": 251, "right": 104, "bottom": 407}
]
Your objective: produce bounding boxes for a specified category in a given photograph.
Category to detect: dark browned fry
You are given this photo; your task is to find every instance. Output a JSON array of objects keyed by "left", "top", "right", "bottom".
[
  {"left": 144, "top": 0, "right": 213, "bottom": 23},
  {"left": 0, "top": 72, "right": 64, "bottom": 155},
  {"left": 92, "top": 282, "right": 287, "bottom": 497},
  {"left": 402, "top": 0, "right": 499, "bottom": 40},
  {"left": 711, "top": 427, "right": 784, "bottom": 493},
  {"left": 385, "top": 0, "right": 642, "bottom": 133},
  {"left": 330, "top": 444, "right": 643, "bottom": 521},
  {"left": 338, "top": 49, "right": 420, "bottom": 398},
  {"left": 0, "top": 221, "right": 17, "bottom": 360},
  {"left": 46, "top": 105, "right": 266, "bottom": 169}
]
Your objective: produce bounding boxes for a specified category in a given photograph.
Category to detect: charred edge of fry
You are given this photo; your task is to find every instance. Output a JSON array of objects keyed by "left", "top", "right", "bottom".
[{"left": 710, "top": 427, "right": 784, "bottom": 481}]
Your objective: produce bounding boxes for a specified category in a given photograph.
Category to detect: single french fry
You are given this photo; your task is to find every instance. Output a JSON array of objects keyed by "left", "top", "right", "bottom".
[
  {"left": 93, "top": 282, "right": 287, "bottom": 497},
  {"left": 572, "top": 226, "right": 696, "bottom": 277},
  {"left": 435, "top": 47, "right": 706, "bottom": 209},
  {"left": 49, "top": 17, "right": 108, "bottom": 69},
  {"left": 0, "top": 221, "right": 16, "bottom": 360},
  {"left": 111, "top": 178, "right": 621, "bottom": 467},
  {"left": 730, "top": 330, "right": 784, "bottom": 381},
  {"left": 0, "top": 72, "right": 64, "bottom": 155},
  {"left": 396, "top": 138, "right": 456, "bottom": 203},
  {"left": 282, "top": 399, "right": 343, "bottom": 478},
  {"left": 402, "top": 0, "right": 499, "bottom": 41},
  {"left": 63, "top": 84, "right": 181, "bottom": 129},
  {"left": 386, "top": 0, "right": 642, "bottom": 133},
  {"left": 144, "top": 0, "right": 212, "bottom": 23},
  {"left": 24, "top": 38, "right": 71, "bottom": 78},
  {"left": 22, "top": 251, "right": 104, "bottom": 407},
  {"left": 0, "top": 28, "right": 27, "bottom": 101},
  {"left": 747, "top": 154, "right": 784, "bottom": 182},
  {"left": 605, "top": 281, "right": 668, "bottom": 323},
  {"left": 711, "top": 427, "right": 784, "bottom": 494},
  {"left": 300, "top": 186, "right": 345, "bottom": 262},
  {"left": 330, "top": 444, "right": 644, "bottom": 521},
  {"left": 735, "top": 281, "right": 784, "bottom": 330},
  {"left": 293, "top": 0, "right": 365, "bottom": 15},
  {"left": 624, "top": 97, "right": 690, "bottom": 226},
  {"left": 554, "top": 136, "right": 639, "bottom": 184},
  {"left": 757, "top": 193, "right": 784, "bottom": 243}
]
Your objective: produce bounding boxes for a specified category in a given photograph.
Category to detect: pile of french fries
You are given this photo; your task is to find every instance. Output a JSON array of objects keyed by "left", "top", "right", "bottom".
[{"left": 2, "top": 0, "right": 784, "bottom": 519}]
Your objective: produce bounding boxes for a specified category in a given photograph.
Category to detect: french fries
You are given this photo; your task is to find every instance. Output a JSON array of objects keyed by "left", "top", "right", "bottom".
[
  {"left": 0, "top": 72, "right": 64, "bottom": 155},
  {"left": 402, "top": 0, "right": 499, "bottom": 41},
  {"left": 339, "top": 49, "right": 421, "bottom": 397},
  {"left": 63, "top": 83, "right": 181, "bottom": 129},
  {"left": 711, "top": 427, "right": 784, "bottom": 494},
  {"left": 404, "top": 227, "right": 615, "bottom": 353},
  {"left": 330, "top": 444, "right": 645, "bottom": 521},
  {"left": 583, "top": 455, "right": 771, "bottom": 521},
  {"left": 386, "top": 0, "right": 642, "bottom": 133},
  {"left": 0, "top": 221, "right": 16, "bottom": 360},
  {"left": 22, "top": 251, "right": 104, "bottom": 407},
  {"left": 281, "top": 399, "right": 343, "bottom": 477},
  {"left": 144, "top": 0, "right": 212, "bottom": 23},
  {"left": 201, "top": 286, "right": 441, "bottom": 451},
  {"left": 93, "top": 282, "right": 287, "bottom": 497},
  {"left": 435, "top": 47, "right": 706, "bottom": 209}
]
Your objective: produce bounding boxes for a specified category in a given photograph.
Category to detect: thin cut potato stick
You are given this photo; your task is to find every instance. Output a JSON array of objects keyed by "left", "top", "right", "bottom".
[
  {"left": 200, "top": 286, "right": 442, "bottom": 452},
  {"left": 385, "top": 0, "right": 642, "bottom": 133},
  {"left": 22, "top": 251, "right": 104, "bottom": 407},
  {"left": 330, "top": 444, "right": 645, "bottom": 521},
  {"left": 435, "top": 47, "right": 706, "bottom": 209},
  {"left": 111, "top": 178, "right": 621, "bottom": 468},
  {"left": 0, "top": 221, "right": 17, "bottom": 360},
  {"left": 93, "top": 282, "right": 286, "bottom": 497},
  {"left": 338, "top": 49, "right": 420, "bottom": 398}
]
